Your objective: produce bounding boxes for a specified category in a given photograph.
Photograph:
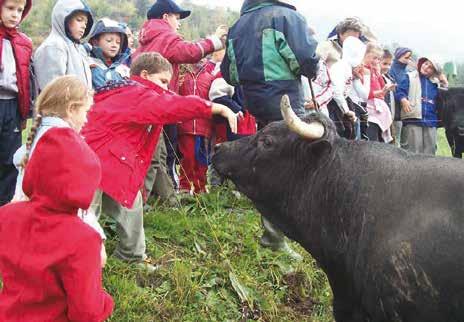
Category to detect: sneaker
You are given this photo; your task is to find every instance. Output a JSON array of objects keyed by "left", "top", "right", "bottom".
[
  {"left": 260, "top": 236, "right": 303, "bottom": 262},
  {"left": 135, "top": 258, "right": 160, "bottom": 273}
]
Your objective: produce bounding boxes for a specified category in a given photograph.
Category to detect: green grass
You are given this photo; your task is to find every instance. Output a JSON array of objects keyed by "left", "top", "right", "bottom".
[
  {"left": 102, "top": 188, "right": 333, "bottom": 321},
  {"left": 8, "top": 126, "right": 455, "bottom": 321}
]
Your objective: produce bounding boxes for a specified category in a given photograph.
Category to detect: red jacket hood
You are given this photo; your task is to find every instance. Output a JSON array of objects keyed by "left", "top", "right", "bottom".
[
  {"left": 138, "top": 19, "right": 173, "bottom": 47},
  {"left": 23, "top": 128, "right": 101, "bottom": 213},
  {"left": 0, "top": 0, "right": 32, "bottom": 23}
]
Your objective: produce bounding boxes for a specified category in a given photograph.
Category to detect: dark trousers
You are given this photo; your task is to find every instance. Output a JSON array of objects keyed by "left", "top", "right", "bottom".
[
  {"left": 366, "top": 122, "right": 382, "bottom": 142},
  {"left": 0, "top": 99, "right": 21, "bottom": 206}
]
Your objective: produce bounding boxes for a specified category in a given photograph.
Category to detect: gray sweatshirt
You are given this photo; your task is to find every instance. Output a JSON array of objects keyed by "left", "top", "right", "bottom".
[{"left": 33, "top": 0, "right": 94, "bottom": 90}]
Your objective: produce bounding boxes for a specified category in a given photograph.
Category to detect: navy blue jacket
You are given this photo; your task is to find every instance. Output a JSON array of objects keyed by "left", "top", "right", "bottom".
[{"left": 221, "top": 0, "right": 319, "bottom": 121}]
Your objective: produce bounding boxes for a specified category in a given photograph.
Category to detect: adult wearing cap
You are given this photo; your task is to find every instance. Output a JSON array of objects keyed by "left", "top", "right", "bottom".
[
  {"left": 220, "top": 0, "right": 319, "bottom": 260},
  {"left": 134, "top": 0, "right": 228, "bottom": 206},
  {"left": 395, "top": 57, "right": 445, "bottom": 155}
]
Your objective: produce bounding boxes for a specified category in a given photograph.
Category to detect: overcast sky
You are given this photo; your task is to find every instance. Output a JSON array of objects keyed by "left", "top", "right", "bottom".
[{"left": 188, "top": 0, "right": 463, "bottom": 62}]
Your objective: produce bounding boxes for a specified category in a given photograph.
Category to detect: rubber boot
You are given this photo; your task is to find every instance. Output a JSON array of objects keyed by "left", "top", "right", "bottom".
[{"left": 260, "top": 216, "right": 303, "bottom": 261}]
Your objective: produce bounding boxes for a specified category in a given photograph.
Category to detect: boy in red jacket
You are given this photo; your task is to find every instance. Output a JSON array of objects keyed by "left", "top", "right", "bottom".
[
  {"left": 134, "top": 0, "right": 228, "bottom": 203},
  {"left": 0, "top": 0, "right": 33, "bottom": 206},
  {"left": 82, "top": 52, "right": 238, "bottom": 271},
  {"left": 0, "top": 128, "right": 114, "bottom": 322}
]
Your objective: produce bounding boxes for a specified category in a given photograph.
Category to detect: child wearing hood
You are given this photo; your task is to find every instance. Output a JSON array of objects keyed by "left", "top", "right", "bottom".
[
  {"left": 0, "top": 0, "right": 33, "bottom": 206},
  {"left": 87, "top": 17, "right": 130, "bottom": 89},
  {"left": 34, "top": 0, "right": 94, "bottom": 90},
  {"left": 0, "top": 76, "right": 114, "bottom": 322},
  {"left": 396, "top": 57, "right": 445, "bottom": 155}
]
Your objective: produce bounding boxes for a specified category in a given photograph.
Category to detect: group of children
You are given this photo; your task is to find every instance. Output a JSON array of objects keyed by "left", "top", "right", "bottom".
[
  {"left": 0, "top": 0, "right": 451, "bottom": 320},
  {"left": 308, "top": 17, "right": 448, "bottom": 154}
]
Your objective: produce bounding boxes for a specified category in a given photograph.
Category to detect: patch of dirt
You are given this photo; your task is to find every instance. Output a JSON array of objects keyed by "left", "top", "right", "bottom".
[
  {"left": 239, "top": 302, "right": 263, "bottom": 321},
  {"left": 283, "top": 272, "right": 315, "bottom": 316},
  {"left": 136, "top": 271, "right": 163, "bottom": 289}
]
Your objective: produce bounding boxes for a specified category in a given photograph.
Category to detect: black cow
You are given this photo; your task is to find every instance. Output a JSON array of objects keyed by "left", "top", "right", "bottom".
[
  {"left": 213, "top": 96, "right": 464, "bottom": 322},
  {"left": 438, "top": 87, "right": 464, "bottom": 158}
]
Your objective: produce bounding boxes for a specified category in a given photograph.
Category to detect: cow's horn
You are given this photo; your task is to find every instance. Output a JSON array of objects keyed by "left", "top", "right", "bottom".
[{"left": 280, "top": 95, "right": 324, "bottom": 140}]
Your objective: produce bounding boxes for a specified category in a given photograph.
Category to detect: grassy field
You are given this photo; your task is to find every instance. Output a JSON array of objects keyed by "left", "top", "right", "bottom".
[{"left": 10, "top": 127, "right": 455, "bottom": 321}]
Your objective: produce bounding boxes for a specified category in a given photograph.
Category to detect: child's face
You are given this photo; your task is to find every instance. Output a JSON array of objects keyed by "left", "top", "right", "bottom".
[
  {"left": 398, "top": 52, "right": 412, "bottom": 65},
  {"left": 420, "top": 60, "right": 437, "bottom": 78},
  {"left": 0, "top": 0, "right": 25, "bottom": 29},
  {"left": 96, "top": 33, "right": 121, "bottom": 60},
  {"left": 163, "top": 13, "right": 181, "bottom": 32},
  {"left": 381, "top": 57, "right": 392, "bottom": 75},
  {"left": 146, "top": 70, "right": 172, "bottom": 90},
  {"left": 364, "top": 51, "right": 381, "bottom": 68},
  {"left": 67, "top": 96, "right": 92, "bottom": 132},
  {"left": 67, "top": 12, "right": 88, "bottom": 41}
]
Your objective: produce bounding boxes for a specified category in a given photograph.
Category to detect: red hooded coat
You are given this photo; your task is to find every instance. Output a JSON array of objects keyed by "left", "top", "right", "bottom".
[
  {"left": 81, "top": 77, "right": 213, "bottom": 208},
  {"left": 133, "top": 19, "right": 216, "bottom": 93},
  {"left": 0, "top": 128, "right": 114, "bottom": 322},
  {"left": 0, "top": 0, "right": 33, "bottom": 119}
]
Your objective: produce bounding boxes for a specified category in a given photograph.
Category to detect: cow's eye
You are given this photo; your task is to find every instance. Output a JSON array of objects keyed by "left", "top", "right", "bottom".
[{"left": 261, "top": 136, "right": 273, "bottom": 148}]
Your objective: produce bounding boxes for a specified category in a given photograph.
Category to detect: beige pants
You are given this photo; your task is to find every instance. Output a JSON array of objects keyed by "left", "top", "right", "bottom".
[
  {"left": 89, "top": 190, "right": 146, "bottom": 262},
  {"left": 402, "top": 125, "right": 437, "bottom": 155}
]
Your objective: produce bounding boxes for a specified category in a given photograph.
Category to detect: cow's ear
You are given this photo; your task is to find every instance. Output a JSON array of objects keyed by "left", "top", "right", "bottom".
[{"left": 308, "top": 139, "right": 332, "bottom": 157}]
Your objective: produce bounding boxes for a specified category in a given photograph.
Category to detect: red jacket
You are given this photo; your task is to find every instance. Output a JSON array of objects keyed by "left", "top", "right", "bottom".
[
  {"left": 0, "top": 128, "right": 114, "bottom": 322},
  {"left": 81, "top": 76, "right": 213, "bottom": 208},
  {"left": 178, "top": 63, "right": 216, "bottom": 138},
  {"left": 0, "top": 0, "right": 33, "bottom": 119},
  {"left": 133, "top": 19, "right": 216, "bottom": 93}
]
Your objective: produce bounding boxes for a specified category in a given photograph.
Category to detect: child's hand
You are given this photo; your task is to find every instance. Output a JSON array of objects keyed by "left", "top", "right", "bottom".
[
  {"left": 401, "top": 98, "right": 411, "bottom": 113},
  {"left": 383, "top": 83, "right": 397, "bottom": 93},
  {"left": 304, "top": 100, "right": 316, "bottom": 110},
  {"left": 212, "top": 103, "right": 240, "bottom": 134},
  {"left": 215, "top": 25, "right": 228, "bottom": 39}
]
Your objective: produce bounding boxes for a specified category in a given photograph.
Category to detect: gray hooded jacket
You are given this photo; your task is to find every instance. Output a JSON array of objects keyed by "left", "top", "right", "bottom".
[{"left": 33, "top": 0, "right": 94, "bottom": 90}]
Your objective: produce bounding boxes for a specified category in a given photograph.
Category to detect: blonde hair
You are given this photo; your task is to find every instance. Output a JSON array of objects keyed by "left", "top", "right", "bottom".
[
  {"left": 365, "top": 42, "right": 383, "bottom": 56},
  {"left": 22, "top": 76, "right": 93, "bottom": 167}
]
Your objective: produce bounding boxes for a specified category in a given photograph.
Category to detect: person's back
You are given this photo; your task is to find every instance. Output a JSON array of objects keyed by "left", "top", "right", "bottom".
[
  {"left": 0, "top": 128, "right": 113, "bottom": 322},
  {"left": 221, "top": 0, "right": 319, "bottom": 121}
]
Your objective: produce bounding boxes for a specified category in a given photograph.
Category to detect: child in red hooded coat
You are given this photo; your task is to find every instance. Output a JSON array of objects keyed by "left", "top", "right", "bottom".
[{"left": 0, "top": 77, "right": 113, "bottom": 321}]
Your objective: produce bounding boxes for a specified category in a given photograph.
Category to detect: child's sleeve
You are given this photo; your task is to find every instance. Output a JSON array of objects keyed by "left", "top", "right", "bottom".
[
  {"left": 33, "top": 46, "right": 67, "bottom": 90},
  {"left": 127, "top": 91, "right": 213, "bottom": 125},
  {"left": 163, "top": 33, "right": 221, "bottom": 64},
  {"left": 330, "top": 63, "right": 349, "bottom": 113},
  {"left": 395, "top": 76, "right": 410, "bottom": 102},
  {"left": 60, "top": 232, "right": 114, "bottom": 322}
]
